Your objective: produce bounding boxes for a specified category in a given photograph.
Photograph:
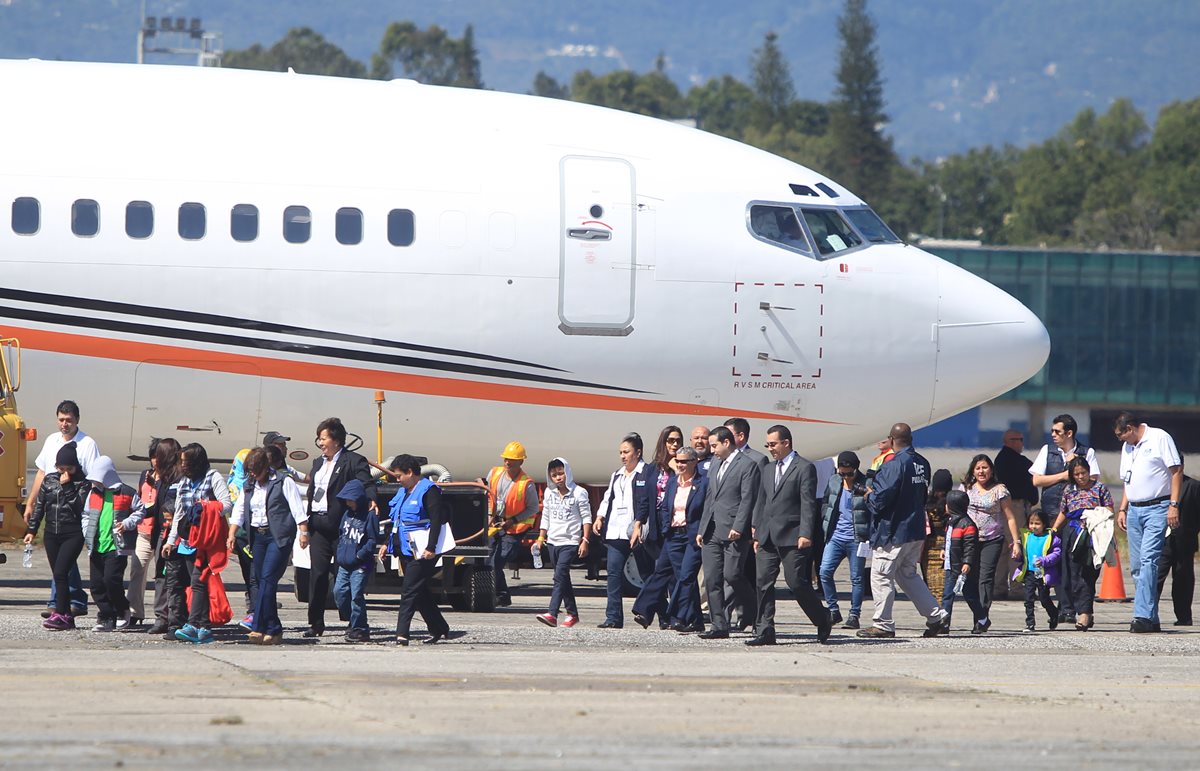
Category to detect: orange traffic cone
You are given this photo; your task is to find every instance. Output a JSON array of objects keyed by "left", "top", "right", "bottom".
[{"left": 1097, "top": 549, "right": 1131, "bottom": 602}]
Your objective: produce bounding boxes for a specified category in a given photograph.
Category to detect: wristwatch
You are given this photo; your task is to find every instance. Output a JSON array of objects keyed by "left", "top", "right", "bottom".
[{"left": 1169, "top": 501, "right": 1180, "bottom": 507}]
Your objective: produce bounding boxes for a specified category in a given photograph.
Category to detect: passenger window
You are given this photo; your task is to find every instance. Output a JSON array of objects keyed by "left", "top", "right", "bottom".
[
  {"left": 12, "top": 197, "right": 39, "bottom": 235},
  {"left": 72, "top": 199, "right": 100, "bottom": 237},
  {"left": 336, "top": 207, "right": 363, "bottom": 245},
  {"left": 178, "top": 202, "right": 206, "bottom": 240},
  {"left": 284, "top": 205, "right": 311, "bottom": 244},
  {"left": 801, "top": 208, "right": 862, "bottom": 256},
  {"left": 388, "top": 208, "right": 415, "bottom": 247},
  {"left": 844, "top": 207, "right": 900, "bottom": 243},
  {"left": 231, "top": 204, "right": 258, "bottom": 242},
  {"left": 125, "top": 201, "right": 154, "bottom": 239},
  {"left": 749, "top": 204, "right": 811, "bottom": 253}
]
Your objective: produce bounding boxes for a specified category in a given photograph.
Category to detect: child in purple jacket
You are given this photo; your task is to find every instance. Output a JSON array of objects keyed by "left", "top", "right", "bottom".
[{"left": 1013, "top": 509, "right": 1062, "bottom": 632}]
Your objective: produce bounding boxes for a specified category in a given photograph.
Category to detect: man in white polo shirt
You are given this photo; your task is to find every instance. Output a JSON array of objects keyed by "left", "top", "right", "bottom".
[
  {"left": 1114, "top": 411, "right": 1183, "bottom": 634},
  {"left": 23, "top": 399, "right": 101, "bottom": 617}
]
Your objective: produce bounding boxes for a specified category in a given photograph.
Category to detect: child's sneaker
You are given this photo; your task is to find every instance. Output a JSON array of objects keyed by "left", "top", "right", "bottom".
[
  {"left": 195, "top": 628, "right": 214, "bottom": 644},
  {"left": 1023, "top": 624, "right": 1035, "bottom": 633},
  {"left": 238, "top": 614, "right": 254, "bottom": 630},
  {"left": 535, "top": 613, "right": 557, "bottom": 627},
  {"left": 43, "top": 613, "right": 75, "bottom": 631},
  {"left": 562, "top": 615, "right": 580, "bottom": 628},
  {"left": 92, "top": 618, "right": 116, "bottom": 633},
  {"left": 174, "top": 623, "right": 202, "bottom": 643}
]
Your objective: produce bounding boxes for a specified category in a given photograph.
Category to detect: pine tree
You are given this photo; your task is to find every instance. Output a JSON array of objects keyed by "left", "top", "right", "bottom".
[
  {"left": 827, "top": 0, "right": 895, "bottom": 205},
  {"left": 750, "top": 31, "right": 794, "bottom": 129}
]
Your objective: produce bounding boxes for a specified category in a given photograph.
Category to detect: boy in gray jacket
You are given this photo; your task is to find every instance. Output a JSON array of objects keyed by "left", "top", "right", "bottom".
[{"left": 535, "top": 457, "right": 592, "bottom": 628}]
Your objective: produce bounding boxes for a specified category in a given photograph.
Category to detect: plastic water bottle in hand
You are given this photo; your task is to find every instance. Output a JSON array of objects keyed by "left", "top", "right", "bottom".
[
  {"left": 531, "top": 541, "right": 543, "bottom": 569},
  {"left": 953, "top": 572, "right": 966, "bottom": 596},
  {"left": 23, "top": 542, "right": 34, "bottom": 569}
]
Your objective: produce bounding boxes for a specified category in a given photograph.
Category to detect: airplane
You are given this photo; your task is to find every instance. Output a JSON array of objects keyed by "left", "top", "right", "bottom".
[{"left": 0, "top": 59, "right": 1049, "bottom": 484}]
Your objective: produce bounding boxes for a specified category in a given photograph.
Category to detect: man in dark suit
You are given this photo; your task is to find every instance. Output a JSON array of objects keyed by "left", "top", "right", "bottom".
[
  {"left": 1156, "top": 472, "right": 1199, "bottom": 625},
  {"left": 746, "top": 425, "right": 832, "bottom": 646},
  {"left": 303, "top": 417, "right": 375, "bottom": 637},
  {"left": 697, "top": 426, "right": 760, "bottom": 639},
  {"left": 724, "top": 417, "right": 769, "bottom": 628}
]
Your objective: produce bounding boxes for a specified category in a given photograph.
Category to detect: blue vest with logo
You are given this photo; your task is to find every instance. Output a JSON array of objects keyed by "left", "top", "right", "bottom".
[
  {"left": 388, "top": 477, "right": 434, "bottom": 556},
  {"left": 1040, "top": 442, "right": 1090, "bottom": 517}
]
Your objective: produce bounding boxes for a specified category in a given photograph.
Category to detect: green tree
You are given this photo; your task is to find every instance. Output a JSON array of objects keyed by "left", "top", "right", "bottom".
[
  {"left": 687, "top": 75, "right": 756, "bottom": 139},
  {"left": 570, "top": 69, "right": 685, "bottom": 119},
  {"left": 917, "top": 146, "right": 1018, "bottom": 243},
  {"left": 750, "top": 31, "right": 794, "bottom": 130},
  {"left": 531, "top": 71, "right": 569, "bottom": 99},
  {"left": 223, "top": 27, "right": 366, "bottom": 78},
  {"left": 826, "top": 0, "right": 896, "bottom": 205},
  {"left": 371, "top": 21, "right": 484, "bottom": 88},
  {"left": 1141, "top": 97, "right": 1200, "bottom": 247}
]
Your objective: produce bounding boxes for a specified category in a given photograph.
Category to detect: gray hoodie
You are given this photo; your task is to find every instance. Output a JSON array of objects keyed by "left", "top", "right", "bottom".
[{"left": 541, "top": 457, "right": 593, "bottom": 546}]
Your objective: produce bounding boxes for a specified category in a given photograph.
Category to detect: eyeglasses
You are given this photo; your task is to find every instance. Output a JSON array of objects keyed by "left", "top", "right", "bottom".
[
  {"left": 764, "top": 441, "right": 785, "bottom": 449},
  {"left": 1050, "top": 428, "right": 1066, "bottom": 436},
  {"left": 838, "top": 471, "right": 856, "bottom": 478},
  {"left": 666, "top": 437, "right": 682, "bottom": 444},
  {"left": 675, "top": 458, "right": 694, "bottom": 464}
]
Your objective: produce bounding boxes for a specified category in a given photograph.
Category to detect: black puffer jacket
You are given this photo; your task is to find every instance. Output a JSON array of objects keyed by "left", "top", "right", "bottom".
[{"left": 26, "top": 472, "right": 89, "bottom": 537}]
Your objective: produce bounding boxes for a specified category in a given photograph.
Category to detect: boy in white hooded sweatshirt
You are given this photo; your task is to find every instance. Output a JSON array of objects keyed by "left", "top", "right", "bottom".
[{"left": 535, "top": 457, "right": 592, "bottom": 627}]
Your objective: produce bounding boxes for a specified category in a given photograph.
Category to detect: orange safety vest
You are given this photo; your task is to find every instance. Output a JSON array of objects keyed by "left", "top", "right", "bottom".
[{"left": 487, "top": 466, "right": 539, "bottom": 535}]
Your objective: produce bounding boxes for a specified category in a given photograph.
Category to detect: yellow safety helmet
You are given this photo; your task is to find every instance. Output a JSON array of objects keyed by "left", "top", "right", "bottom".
[{"left": 501, "top": 441, "right": 527, "bottom": 461}]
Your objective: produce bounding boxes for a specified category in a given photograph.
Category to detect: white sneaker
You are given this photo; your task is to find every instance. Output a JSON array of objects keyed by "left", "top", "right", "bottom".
[{"left": 114, "top": 610, "right": 132, "bottom": 629}]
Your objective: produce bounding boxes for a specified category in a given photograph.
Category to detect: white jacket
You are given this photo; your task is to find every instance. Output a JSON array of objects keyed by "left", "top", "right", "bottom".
[
  {"left": 541, "top": 457, "right": 593, "bottom": 546},
  {"left": 1081, "top": 506, "right": 1117, "bottom": 569}
]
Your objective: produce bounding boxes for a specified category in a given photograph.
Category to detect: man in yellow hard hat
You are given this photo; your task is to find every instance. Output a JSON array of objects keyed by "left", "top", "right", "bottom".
[{"left": 480, "top": 441, "right": 541, "bottom": 606}]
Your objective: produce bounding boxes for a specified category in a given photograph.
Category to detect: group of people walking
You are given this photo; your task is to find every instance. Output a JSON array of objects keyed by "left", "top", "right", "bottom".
[{"left": 20, "top": 399, "right": 1195, "bottom": 645}]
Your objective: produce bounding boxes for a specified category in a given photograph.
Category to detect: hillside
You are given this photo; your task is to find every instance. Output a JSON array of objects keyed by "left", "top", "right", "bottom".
[{"left": 1, "top": 0, "right": 1196, "bottom": 158}]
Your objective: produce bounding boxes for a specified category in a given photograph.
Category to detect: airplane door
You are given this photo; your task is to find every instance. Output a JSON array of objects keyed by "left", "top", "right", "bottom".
[
  {"left": 558, "top": 156, "right": 636, "bottom": 335},
  {"left": 130, "top": 361, "right": 262, "bottom": 461}
]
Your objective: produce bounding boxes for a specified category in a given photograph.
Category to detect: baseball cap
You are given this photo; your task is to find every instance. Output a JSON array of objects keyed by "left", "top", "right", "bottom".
[{"left": 262, "top": 431, "right": 291, "bottom": 446}]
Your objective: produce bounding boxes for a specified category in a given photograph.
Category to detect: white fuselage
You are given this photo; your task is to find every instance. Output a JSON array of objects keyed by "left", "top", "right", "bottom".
[{"left": 0, "top": 60, "right": 1049, "bottom": 481}]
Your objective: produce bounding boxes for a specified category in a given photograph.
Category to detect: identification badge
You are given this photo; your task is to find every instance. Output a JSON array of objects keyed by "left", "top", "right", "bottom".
[{"left": 313, "top": 487, "right": 326, "bottom": 503}]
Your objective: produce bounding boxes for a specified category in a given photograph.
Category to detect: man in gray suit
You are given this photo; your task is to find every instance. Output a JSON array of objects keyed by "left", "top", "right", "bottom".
[
  {"left": 747, "top": 425, "right": 832, "bottom": 646},
  {"left": 724, "top": 417, "right": 769, "bottom": 629},
  {"left": 697, "top": 426, "right": 760, "bottom": 640}
]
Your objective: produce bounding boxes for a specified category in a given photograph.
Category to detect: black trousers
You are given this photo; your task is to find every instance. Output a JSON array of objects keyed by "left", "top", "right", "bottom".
[
  {"left": 1022, "top": 572, "right": 1058, "bottom": 627},
  {"left": 395, "top": 556, "right": 449, "bottom": 638},
  {"left": 89, "top": 549, "right": 129, "bottom": 620},
  {"left": 1156, "top": 534, "right": 1196, "bottom": 624},
  {"left": 161, "top": 553, "right": 191, "bottom": 628},
  {"left": 307, "top": 523, "right": 337, "bottom": 630},
  {"left": 976, "top": 538, "right": 1004, "bottom": 620},
  {"left": 701, "top": 537, "right": 753, "bottom": 632},
  {"left": 1063, "top": 528, "right": 1099, "bottom": 617},
  {"left": 235, "top": 530, "right": 257, "bottom": 615},
  {"left": 754, "top": 542, "right": 829, "bottom": 637},
  {"left": 43, "top": 530, "right": 85, "bottom": 616},
  {"left": 187, "top": 558, "right": 211, "bottom": 629}
]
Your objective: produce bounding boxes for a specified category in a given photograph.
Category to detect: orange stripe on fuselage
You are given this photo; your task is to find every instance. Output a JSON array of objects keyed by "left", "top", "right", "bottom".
[{"left": 6, "top": 325, "right": 844, "bottom": 425}]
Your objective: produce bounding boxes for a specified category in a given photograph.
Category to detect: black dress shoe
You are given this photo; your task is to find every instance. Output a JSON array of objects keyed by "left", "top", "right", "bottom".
[
  {"left": 816, "top": 615, "right": 833, "bottom": 644},
  {"left": 1174, "top": 619, "right": 1193, "bottom": 627},
  {"left": 673, "top": 622, "right": 705, "bottom": 633},
  {"left": 1130, "top": 617, "right": 1156, "bottom": 633},
  {"left": 394, "top": 636, "right": 410, "bottom": 647},
  {"left": 828, "top": 610, "right": 844, "bottom": 626},
  {"left": 633, "top": 614, "right": 651, "bottom": 629},
  {"left": 496, "top": 596, "right": 513, "bottom": 607},
  {"left": 659, "top": 621, "right": 670, "bottom": 630},
  {"left": 698, "top": 629, "right": 729, "bottom": 640},
  {"left": 745, "top": 633, "right": 776, "bottom": 646},
  {"left": 302, "top": 626, "right": 324, "bottom": 638},
  {"left": 597, "top": 620, "right": 622, "bottom": 629},
  {"left": 423, "top": 630, "right": 465, "bottom": 645}
]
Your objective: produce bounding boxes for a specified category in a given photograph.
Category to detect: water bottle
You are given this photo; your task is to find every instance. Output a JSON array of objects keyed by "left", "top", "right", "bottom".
[
  {"left": 531, "top": 540, "right": 543, "bottom": 569},
  {"left": 953, "top": 572, "right": 966, "bottom": 596},
  {"left": 23, "top": 542, "right": 34, "bottom": 569}
]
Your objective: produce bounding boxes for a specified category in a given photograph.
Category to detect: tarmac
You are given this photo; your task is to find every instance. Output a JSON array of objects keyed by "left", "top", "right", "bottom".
[{"left": 2, "top": 544, "right": 1199, "bottom": 769}]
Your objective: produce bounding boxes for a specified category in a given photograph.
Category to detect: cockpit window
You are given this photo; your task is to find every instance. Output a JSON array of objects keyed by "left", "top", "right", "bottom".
[
  {"left": 801, "top": 208, "right": 861, "bottom": 256},
  {"left": 749, "top": 204, "right": 812, "bottom": 254},
  {"left": 844, "top": 207, "right": 900, "bottom": 243}
]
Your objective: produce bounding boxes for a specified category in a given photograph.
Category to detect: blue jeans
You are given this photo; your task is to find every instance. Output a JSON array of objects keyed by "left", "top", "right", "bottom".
[
  {"left": 334, "top": 565, "right": 370, "bottom": 631},
  {"left": 48, "top": 562, "right": 88, "bottom": 611},
  {"left": 941, "top": 568, "right": 984, "bottom": 627},
  {"left": 604, "top": 539, "right": 633, "bottom": 624},
  {"left": 251, "top": 532, "right": 291, "bottom": 636},
  {"left": 666, "top": 528, "right": 703, "bottom": 627},
  {"left": 818, "top": 538, "right": 865, "bottom": 617},
  {"left": 1127, "top": 501, "right": 1169, "bottom": 623},
  {"left": 489, "top": 534, "right": 521, "bottom": 601},
  {"left": 547, "top": 543, "right": 578, "bottom": 617}
]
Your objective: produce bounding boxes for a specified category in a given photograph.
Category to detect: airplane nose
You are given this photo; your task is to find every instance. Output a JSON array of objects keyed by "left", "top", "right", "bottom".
[{"left": 931, "top": 260, "right": 1050, "bottom": 420}]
